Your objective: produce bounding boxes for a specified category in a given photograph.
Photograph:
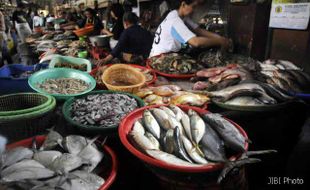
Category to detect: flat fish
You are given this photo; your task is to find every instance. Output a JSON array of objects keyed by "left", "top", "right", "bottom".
[{"left": 1, "top": 147, "right": 33, "bottom": 169}]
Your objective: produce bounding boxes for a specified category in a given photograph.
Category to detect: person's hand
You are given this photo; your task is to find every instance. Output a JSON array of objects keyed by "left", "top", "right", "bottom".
[{"left": 95, "top": 58, "right": 108, "bottom": 66}]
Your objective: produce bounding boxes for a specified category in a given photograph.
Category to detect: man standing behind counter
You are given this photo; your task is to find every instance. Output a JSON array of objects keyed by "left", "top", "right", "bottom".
[{"left": 97, "top": 12, "right": 153, "bottom": 65}]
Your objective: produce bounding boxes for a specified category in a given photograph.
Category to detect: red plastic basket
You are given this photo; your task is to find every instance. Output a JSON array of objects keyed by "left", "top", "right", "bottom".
[
  {"left": 146, "top": 55, "right": 196, "bottom": 79},
  {"left": 73, "top": 26, "right": 94, "bottom": 37},
  {"left": 7, "top": 135, "right": 118, "bottom": 190},
  {"left": 119, "top": 104, "right": 248, "bottom": 173}
]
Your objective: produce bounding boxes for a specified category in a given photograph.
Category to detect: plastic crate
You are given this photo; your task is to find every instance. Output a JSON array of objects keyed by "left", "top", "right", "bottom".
[{"left": 0, "top": 64, "right": 48, "bottom": 95}]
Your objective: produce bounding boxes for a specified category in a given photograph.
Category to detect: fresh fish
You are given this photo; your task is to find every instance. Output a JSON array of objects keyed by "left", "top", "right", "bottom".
[
  {"left": 277, "top": 60, "right": 300, "bottom": 70},
  {"left": 146, "top": 150, "right": 199, "bottom": 167},
  {"left": 207, "top": 83, "right": 267, "bottom": 101},
  {"left": 145, "top": 132, "right": 161, "bottom": 150},
  {"left": 136, "top": 89, "right": 153, "bottom": 98},
  {"left": 169, "top": 105, "right": 185, "bottom": 121},
  {"left": 33, "top": 151, "right": 62, "bottom": 168},
  {"left": 225, "top": 96, "right": 264, "bottom": 106},
  {"left": 1, "top": 159, "right": 45, "bottom": 178},
  {"left": 164, "top": 129, "right": 175, "bottom": 154},
  {"left": 78, "top": 138, "right": 104, "bottom": 172},
  {"left": 168, "top": 116, "right": 185, "bottom": 135},
  {"left": 171, "top": 94, "right": 209, "bottom": 107},
  {"left": 201, "top": 123, "right": 227, "bottom": 162},
  {"left": 180, "top": 111, "right": 193, "bottom": 142},
  {"left": 182, "top": 136, "right": 208, "bottom": 164},
  {"left": 1, "top": 167, "right": 55, "bottom": 183},
  {"left": 159, "top": 106, "right": 176, "bottom": 118},
  {"left": 152, "top": 86, "right": 175, "bottom": 96},
  {"left": 258, "top": 93, "right": 277, "bottom": 105},
  {"left": 40, "top": 128, "right": 63, "bottom": 150},
  {"left": 59, "top": 177, "right": 97, "bottom": 190},
  {"left": 129, "top": 130, "right": 157, "bottom": 151},
  {"left": 70, "top": 170, "right": 105, "bottom": 190},
  {"left": 188, "top": 110, "right": 205, "bottom": 145},
  {"left": 151, "top": 108, "right": 172, "bottom": 130},
  {"left": 1, "top": 147, "right": 33, "bottom": 169},
  {"left": 131, "top": 120, "right": 145, "bottom": 135},
  {"left": 202, "top": 113, "right": 246, "bottom": 153},
  {"left": 142, "top": 110, "right": 161, "bottom": 139},
  {"left": 62, "top": 135, "right": 93, "bottom": 155},
  {"left": 50, "top": 153, "right": 84, "bottom": 174},
  {"left": 173, "top": 127, "right": 192, "bottom": 163}
]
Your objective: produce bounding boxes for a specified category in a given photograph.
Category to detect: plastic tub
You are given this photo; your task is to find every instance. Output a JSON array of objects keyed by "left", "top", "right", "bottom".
[
  {"left": 119, "top": 105, "right": 249, "bottom": 189},
  {"left": 49, "top": 55, "right": 92, "bottom": 72},
  {"left": 7, "top": 135, "right": 118, "bottom": 190},
  {"left": 28, "top": 68, "right": 96, "bottom": 101},
  {"left": 0, "top": 64, "right": 48, "bottom": 95},
  {"left": 73, "top": 26, "right": 94, "bottom": 37}
]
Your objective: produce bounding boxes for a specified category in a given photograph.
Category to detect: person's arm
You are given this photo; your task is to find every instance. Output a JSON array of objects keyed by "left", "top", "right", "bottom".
[
  {"left": 101, "top": 28, "right": 113, "bottom": 35},
  {"left": 97, "top": 31, "right": 128, "bottom": 66},
  {"left": 194, "top": 27, "right": 222, "bottom": 39},
  {"left": 188, "top": 36, "right": 228, "bottom": 48}
]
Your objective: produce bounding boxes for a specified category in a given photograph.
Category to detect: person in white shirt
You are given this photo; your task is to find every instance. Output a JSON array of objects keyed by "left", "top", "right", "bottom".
[
  {"left": 150, "top": 0, "right": 229, "bottom": 57},
  {"left": 32, "top": 11, "right": 43, "bottom": 30}
]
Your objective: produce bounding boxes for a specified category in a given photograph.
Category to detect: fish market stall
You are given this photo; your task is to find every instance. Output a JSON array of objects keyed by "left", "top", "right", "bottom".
[{"left": 1, "top": 0, "right": 310, "bottom": 190}]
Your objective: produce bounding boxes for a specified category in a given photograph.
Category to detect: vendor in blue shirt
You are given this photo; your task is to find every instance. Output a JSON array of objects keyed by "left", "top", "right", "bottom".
[{"left": 97, "top": 12, "right": 153, "bottom": 65}]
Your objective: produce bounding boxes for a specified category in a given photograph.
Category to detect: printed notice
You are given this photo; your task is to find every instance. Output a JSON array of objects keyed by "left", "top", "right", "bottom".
[{"left": 269, "top": 2, "right": 310, "bottom": 30}]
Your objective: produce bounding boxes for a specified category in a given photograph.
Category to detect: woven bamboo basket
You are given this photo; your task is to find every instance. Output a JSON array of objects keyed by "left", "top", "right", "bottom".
[{"left": 101, "top": 64, "right": 146, "bottom": 93}]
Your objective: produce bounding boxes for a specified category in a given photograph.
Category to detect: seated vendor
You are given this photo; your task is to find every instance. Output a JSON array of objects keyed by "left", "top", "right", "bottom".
[
  {"left": 76, "top": 8, "right": 103, "bottom": 35},
  {"left": 97, "top": 12, "right": 153, "bottom": 65},
  {"left": 149, "top": 0, "right": 230, "bottom": 57}
]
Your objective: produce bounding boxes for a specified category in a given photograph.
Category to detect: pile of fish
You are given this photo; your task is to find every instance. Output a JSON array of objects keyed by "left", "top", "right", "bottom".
[
  {"left": 255, "top": 60, "right": 310, "bottom": 93},
  {"left": 193, "top": 64, "right": 253, "bottom": 91},
  {"left": 193, "top": 81, "right": 293, "bottom": 106},
  {"left": 130, "top": 105, "right": 247, "bottom": 165},
  {"left": 0, "top": 130, "right": 105, "bottom": 190},
  {"left": 136, "top": 85, "right": 209, "bottom": 106},
  {"left": 149, "top": 53, "right": 204, "bottom": 74},
  {"left": 55, "top": 62, "right": 87, "bottom": 72},
  {"left": 71, "top": 94, "right": 138, "bottom": 127},
  {"left": 37, "top": 78, "right": 90, "bottom": 95},
  {"left": 198, "top": 51, "right": 257, "bottom": 68},
  {"left": 129, "top": 105, "right": 276, "bottom": 182}
]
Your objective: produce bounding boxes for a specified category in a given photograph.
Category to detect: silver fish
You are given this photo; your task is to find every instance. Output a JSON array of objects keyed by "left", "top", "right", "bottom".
[
  {"left": 40, "top": 128, "right": 63, "bottom": 151},
  {"left": 201, "top": 122, "right": 227, "bottom": 162},
  {"left": 142, "top": 110, "right": 161, "bottom": 139},
  {"left": 70, "top": 170, "right": 105, "bottom": 190},
  {"left": 188, "top": 109, "right": 205, "bottom": 145},
  {"left": 173, "top": 127, "right": 192, "bottom": 163},
  {"left": 131, "top": 120, "right": 145, "bottom": 135},
  {"left": 78, "top": 138, "right": 104, "bottom": 172},
  {"left": 146, "top": 150, "right": 199, "bottom": 167},
  {"left": 151, "top": 108, "right": 172, "bottom": 130},
  {"left": 129, "top": 130, "right": 158, "bottom": 151},
  {"left": 1, "top": 167, "right": 55, "bottom": 183},
  {"left": 159, "top": 106, "right": 176, "bottom": 118},
  {"left": 180, "top": 111, "right": 192, "bottom": 143},
  {"left": 59, "top": 177, "right": 97, "bottom": 190},
  {"left": 203, "top": 113, "right": 246, "bottom": 153},
  {"left": 50, "top": 153, "right": 84, "bottom": 174},
  {"left": 145, "top": 132, "right": 160, "bottom": 150},
  {"left": 225, "top": 96, "right": 264, "bottom": 106},
  {"left": 164, "top": 129, "right": 175, "bottom": 154},
  {"left": 33, "top": 151, "right": 62, "bottom": 168},
  {"left": 168, "top": 105, "right": 185, "bottom": 121},
  {"left": 1, "top": 159, "right": 45, "bottom": 178},
  {"left": 62, "top": 135, "right": 94, "bottom": 155},
  {"left": 208, "top": 83, "right": 266, "bottom": 101},
  {"left": 168, "top": 116, "right": 185, "bottom": 135},
  {"left": 1, "top": 147, "right": 33, "bottom": 169},
  {"left": 182, "top": 136, "right": 208, "bottom": 164}
]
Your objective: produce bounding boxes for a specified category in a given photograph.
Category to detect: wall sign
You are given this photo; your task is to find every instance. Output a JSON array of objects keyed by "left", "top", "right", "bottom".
[{"left": 269, "top": 0, "right": 310, "bottom": 30}]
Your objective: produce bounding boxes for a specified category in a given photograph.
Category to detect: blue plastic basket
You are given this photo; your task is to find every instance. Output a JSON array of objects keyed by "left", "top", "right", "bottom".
[{"left": 0, "top": 64, "right": 48, "bottom": 95}]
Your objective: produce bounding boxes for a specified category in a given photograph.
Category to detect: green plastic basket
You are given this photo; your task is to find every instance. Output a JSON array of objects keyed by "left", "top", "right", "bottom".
[
  {"left": 0, "top": 96, "right": 56, "bottom": 143},
  {"left": 0, "top": 93, "right": 53, "bottom": 116},
  {"left": 62, "top": 90, "right": 145, "bottom": 133},
  {"left": 28, "top": 68, "right": 96, "bottom": 101}
]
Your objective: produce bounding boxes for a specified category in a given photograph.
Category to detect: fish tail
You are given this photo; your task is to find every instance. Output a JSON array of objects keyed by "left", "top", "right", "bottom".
[
  {"left": 193, "top": 144, "right": 205, "bottom": 158},
  {"left": 217, "top": 158, "right": 261, "bottom": 184},
  {"left": 246, "top": 149, "right": 277, "bottom": 157}
]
